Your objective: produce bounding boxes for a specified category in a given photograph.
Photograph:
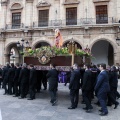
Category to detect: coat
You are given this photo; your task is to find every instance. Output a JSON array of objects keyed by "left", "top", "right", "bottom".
[
  {"left": 69, "top": 69, "right": 81, "bottom": 90},
  {"left": 82, "top": 69, "right": 92, "bottom": 91},
  {"left": 8, "top": 67, "right": 16, "bottom": 82},
  {"left": 46, "top": 68, "right": 58, "bottom": 91},
  {"left": 109, "top": 71, "right": 118, "bottom": 89},
  {"left": 29, "top": 68, "right": 37, "bottom": 86},
  {"left": 13, "top": 67, "right": 21, "bottom": 83},
  {"left": 95, "top": 70, "right": 110, "bottom": 95},
  {"left": 19, "top": 68, "right": 29, "bottom": 83}
]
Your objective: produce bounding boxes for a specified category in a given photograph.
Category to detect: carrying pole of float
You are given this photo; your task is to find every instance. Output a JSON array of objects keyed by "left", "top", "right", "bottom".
[
  {"left": 67, "top": 38, "right": 77, "bottom": 66},
  {"left": 71, "top": 53, "right": 75, "bottom": 66}
]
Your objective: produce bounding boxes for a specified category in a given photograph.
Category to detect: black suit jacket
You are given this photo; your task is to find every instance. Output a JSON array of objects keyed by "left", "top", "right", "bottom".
[
  {"left": 69, "top": 69, "right": 81, "bottom": 90},
  {"left": 82, "top": 69, "right": 92, "bottom": 91},
  {"left": 95, "top": 70, "right": 110, "bottom": 95},
  {"left": 2, "top": 65, "right": 10, "bottom": 83},
  {"left": 8, "top": 67, "right": 16, "bottom": 82},
  {"left": 109, "top": 71, "right": 118, "bottom": 88},
  {"left": 46, "top": 68, "right": 58, "bottom": 84},
  {"left": 14, "top": 67, "right": 21, "bottom": 83},
  {"left": 19, "top": 68, "right": 29, "bottom": 83}
]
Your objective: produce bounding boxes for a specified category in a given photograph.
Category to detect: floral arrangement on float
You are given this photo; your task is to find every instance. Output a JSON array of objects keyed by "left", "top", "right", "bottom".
[
  {"left": 23, "top": 29, "right": 93, "bottom": 64},
  {"left": 24, "top": 46, "right": 93, "bottom": 58}
]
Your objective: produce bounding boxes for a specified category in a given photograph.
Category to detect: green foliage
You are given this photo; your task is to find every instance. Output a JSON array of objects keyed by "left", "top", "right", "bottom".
[{"left": 23, "top": 46, "right": 93, "bottom": 58}]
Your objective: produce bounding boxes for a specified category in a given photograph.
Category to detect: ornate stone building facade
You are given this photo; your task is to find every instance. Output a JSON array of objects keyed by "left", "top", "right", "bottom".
[{"left": 0, "top": 0, "right": 120, "bottom": 65}]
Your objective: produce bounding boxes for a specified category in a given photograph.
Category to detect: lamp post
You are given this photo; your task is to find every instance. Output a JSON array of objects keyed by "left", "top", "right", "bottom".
[
  {"left": 67, "top": 40, "right": 77, "bottom": 66},
  {"left": 16, "top": 39, "right": 29, "bottom": 64}
]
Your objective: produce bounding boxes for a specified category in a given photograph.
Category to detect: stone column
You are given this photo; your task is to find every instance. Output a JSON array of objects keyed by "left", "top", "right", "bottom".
[
  {"left": 25, "top": 0, "right": 34, "bottom": 27},
  {"left": 0, "top": 39, "right": 5, "bottom": 65},
  {"left": 0, "top": 1, "right": 7, "bottom": 29}
]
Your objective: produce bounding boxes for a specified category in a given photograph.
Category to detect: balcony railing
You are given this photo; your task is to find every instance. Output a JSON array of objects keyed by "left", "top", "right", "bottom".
[
  {"left": 33, "top": 17, "right": 118, "bottom": 28},
  {"left": 4, "top": 17, "right": 120, "bottom": 30},
  {"left": 6, "top": 23, "right": 24, "bottom": 29}
]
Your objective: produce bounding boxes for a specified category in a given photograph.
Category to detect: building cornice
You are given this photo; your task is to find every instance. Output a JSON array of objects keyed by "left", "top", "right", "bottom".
[{"left": 26, "top": 0, "right": 34, "bottom": 3}]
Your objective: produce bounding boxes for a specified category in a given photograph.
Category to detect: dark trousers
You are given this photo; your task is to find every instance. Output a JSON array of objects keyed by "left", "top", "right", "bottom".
[
  {"left": 3, "top": 80, "right": 8, "bottom": 94},
  {"left": 107, "top": 91, "right": 118, "bottom": 105},
  {"left": 70, "top": 89, "right": 79, "bottom": 107},
  {"left": 29, "top": 85, "right": 35, "bottom": 99},
  {"left": 82, "top": 90, "right": 93, "bottom": 109},
  {"left": 14, "top": 82, "right": 19, "bottom": 96},
  {"left": 8, "top": 81, "right": 14, "bottom": 95},
  {"left": 20, "top": 82, "right": 28, "bottom": 98},
  {"left": 116, "top": 91, "right": 120, "bottom": 98},
  {"left": 97, "top": 92, "right": 108, "bottom": 113},
  {"left": 49, "top": 89, "right": 57, "bottom": 103},
  {"left": 42, "top": 79, "right": 47, "bottom": 89},
  {"left": 0, "top": 78, "right": 2, "bottom": 88}
]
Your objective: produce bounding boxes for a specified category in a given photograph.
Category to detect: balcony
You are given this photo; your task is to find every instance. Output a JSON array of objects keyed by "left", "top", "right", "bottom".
[
  {"left": 4, "top": 17, "right": 119, "bottom": 30},
  {"left": 33, "top": 17, "right": 118, "bottom": 28},
  {"left": 6, "top": 23, "right": 24, "bottom": 29}
]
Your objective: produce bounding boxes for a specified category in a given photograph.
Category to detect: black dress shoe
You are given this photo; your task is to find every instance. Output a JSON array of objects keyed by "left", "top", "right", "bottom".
[
  {"left": 81, "top": 101, "right": 85, "bottom": 104},
  {"left": 27, "top": 98, "right": 33, "bottom": 100},
  {"left": 99, "top": 109, "right": 103, "bottom": 112},
  {"left": 99, "top": 112, "right": 108, "bottom": 116},
  {"left": 107, "top": 103, "right": 112, "bottom": 106},
  {"left": 68, "top": 106, "right": 75, "bottom": 109},
  {"left": 83, "top": 107, "right": 88, "bottom": 110},
  {"left": 86, "top": 109, "right": 92, "bottom": 113},
  {"left": 18, "top": 97, "right": 24, "bottom": 99},
  {"left": 13, "top": 95, "right": 18, "bottom": 97},
  {"left": 52, "top": 100, "right": 57, "bottom": 106},
  {"left": 117, "top": 96, "right": 120, "bottom": 99},
  {"left": 114, "top": 102, "right": 119, "bottom": 109}
]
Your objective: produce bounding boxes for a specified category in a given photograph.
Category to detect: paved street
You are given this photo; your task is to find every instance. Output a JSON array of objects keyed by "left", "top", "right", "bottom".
[{"left": 0, "top": 82, "right": 120, "bottom": 120}]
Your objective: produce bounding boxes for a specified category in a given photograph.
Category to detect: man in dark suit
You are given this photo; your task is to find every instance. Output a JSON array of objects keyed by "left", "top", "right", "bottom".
[
  {"left": 95, "top": 63, "right": 110, "bottom": 116},
  {"left": 28, "top": 64, "right": 37, "bottom": 100},
  {"left": 0, "top": 66, "right": 3, "bottom": 89},
  {"left": 7, "top": 63, "right": 16, "bottom": 95},
  {"left": 82, "top": 64, "right": 93, "bottom": 112},
  {"left": 68, "top": 63, "right": 81, "bottom": 109},
  {"left": 13, "top": 63, "right": 21, "bottom": 97},
  {"left": 18, "top": 63, "right": 29, "bottom": 99},
  {"left": 2, "top": 62, "right": 10, "bottom": 95},
  {"left": 46, "top": 63, "right": 58, "bottom": 106}
]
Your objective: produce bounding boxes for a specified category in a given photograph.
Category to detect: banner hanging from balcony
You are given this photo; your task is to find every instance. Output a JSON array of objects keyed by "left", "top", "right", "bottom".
[{"left": 55, "top": 29, "right": 63, "bottom": 48}]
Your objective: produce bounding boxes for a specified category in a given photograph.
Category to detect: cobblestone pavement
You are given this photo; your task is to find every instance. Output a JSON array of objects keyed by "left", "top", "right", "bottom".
[{"left": 0, "top": 82, "right": 120, "bottom": 120}]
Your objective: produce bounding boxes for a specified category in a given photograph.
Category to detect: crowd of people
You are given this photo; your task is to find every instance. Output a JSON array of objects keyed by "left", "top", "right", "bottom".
[{"left": 0, "top": 62, "right": 120, "bottom": 116}]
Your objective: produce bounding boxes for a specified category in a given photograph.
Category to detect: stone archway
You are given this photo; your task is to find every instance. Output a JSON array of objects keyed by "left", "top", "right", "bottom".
[
  {"left": 91, "top": 40, "right": 114, "bottom": 66},
  {"left": 33, "top": 41, "right": 51, "bottom": 48},
  {"left": 5, "top": 42, "right": 19, "bottom": 64}
]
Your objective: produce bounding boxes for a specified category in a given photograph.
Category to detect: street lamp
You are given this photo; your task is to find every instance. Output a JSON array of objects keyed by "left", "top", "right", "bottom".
[{"left": 16, "top": 39, "right": 30, "bottom": 64}]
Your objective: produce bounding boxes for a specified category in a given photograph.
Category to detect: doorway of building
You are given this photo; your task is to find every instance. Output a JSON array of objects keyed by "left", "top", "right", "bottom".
[{"left": 91, "top": 40, "right": 114, "bottom": 66}]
